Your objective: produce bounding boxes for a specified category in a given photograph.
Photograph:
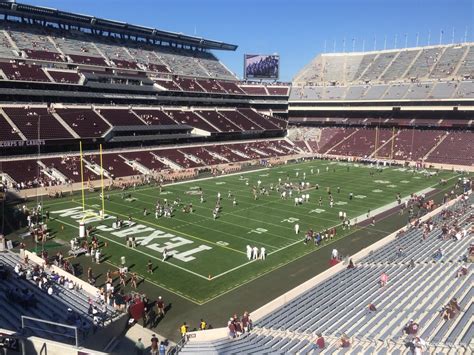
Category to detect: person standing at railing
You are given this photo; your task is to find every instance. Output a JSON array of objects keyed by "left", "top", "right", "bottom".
[
  {"left": 134, "top": 338, "right": 145, "bottom": 355},
  {"left": 180, "top": 322, "right": 188, "bottom": 339},
  {"left": 150, "top": 334, "right": 159, "bottom": 355}
]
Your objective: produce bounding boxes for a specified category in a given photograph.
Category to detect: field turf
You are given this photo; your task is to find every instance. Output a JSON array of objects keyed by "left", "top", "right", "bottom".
[{"left": 25, "top": 160, "right": 458, "bottom": 304}]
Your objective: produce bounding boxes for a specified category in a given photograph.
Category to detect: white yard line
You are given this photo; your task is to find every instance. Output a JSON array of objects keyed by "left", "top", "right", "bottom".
[
  {"left": 39, "top": 165, "right": 461, "bottom": 304},
  {"left": 103, "top": 260, "right": 202, "bottom": 305},
  {"left": 207, "top": 176, "right": 459, "bottom": 282}
]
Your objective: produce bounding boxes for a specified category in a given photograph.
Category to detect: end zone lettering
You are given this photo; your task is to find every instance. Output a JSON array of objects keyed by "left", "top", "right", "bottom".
[{"left": 52, "top": 207, "right": 212, "bottom": 262}]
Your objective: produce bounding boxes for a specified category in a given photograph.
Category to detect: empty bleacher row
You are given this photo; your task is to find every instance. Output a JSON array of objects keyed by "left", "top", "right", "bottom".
[
  {"left": 289, "top": 80, "right": 474, "bottom": 101},
  {"left": 179, "top": 329, "right": 465, "bottom": 354},
  {"left": 180, "top": 195, "right": 473, "bottom": 354},
  {"left": 0, "top": 139, "right": 300, "bottom": 188},
  {"left": 287, "top": 127, "right": 474, "bottom": 166},
  {"left": 0, "top": 251, "right": 119, "bottom": 344},
  {"left": 0, "top": 106, "right": 286, "bottom": 141},
  {"left": 293, "top": 43, "right": 474, "bottom": 86}
]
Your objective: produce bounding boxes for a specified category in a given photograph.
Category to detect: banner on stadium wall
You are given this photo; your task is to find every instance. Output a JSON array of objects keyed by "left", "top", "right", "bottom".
[
  {"left": 244, "top": 54, "right": 280, "bottom": 80},
  {"left": 0, "top": 139, "right": 45, "bottom": 148}
]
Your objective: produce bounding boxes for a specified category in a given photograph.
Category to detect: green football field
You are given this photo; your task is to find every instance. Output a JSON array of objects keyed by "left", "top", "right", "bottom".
[{"left": 30, "top": 160, "right": 458, "bottom": 304}]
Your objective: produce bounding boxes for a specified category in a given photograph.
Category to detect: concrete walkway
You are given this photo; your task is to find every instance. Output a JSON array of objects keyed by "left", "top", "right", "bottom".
[{"left": 112, "top": 323, "right": 176, "bottom": 355}]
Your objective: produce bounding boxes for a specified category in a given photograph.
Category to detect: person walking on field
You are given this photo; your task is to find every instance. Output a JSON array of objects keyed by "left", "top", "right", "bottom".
[{"left": 157, "top": 296, "right": 165, "bottom": 317}]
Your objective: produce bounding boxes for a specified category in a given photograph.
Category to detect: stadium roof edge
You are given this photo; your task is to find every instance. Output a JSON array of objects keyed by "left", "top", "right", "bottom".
[
  {"left": 319, "top": 42, "right": 474, "bottom": 57},
  {"left": 0, "top": 1, "right": 238, "bottom": 51}
]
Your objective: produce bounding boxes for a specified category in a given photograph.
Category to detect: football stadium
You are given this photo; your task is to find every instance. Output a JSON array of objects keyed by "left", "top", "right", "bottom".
[{"left": 0, "top": 0, "right": 472, "bottom": 354}]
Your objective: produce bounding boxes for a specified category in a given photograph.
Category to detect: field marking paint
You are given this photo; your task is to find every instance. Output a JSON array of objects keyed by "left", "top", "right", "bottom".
[
  {"left": 126, "top": 190, "right": 297, "bottom": 244},
  {"left": 75, "top": 200, "right": 247, "bottom": 256},
  {"left": 55, "top": 217, "right": 211, "bottom": 281},
  {"left": 38, "top": 165, "right": 462, "bottom": 303},
  {"left": 204, "top": 174, "right": 462, "bottom": 286}
]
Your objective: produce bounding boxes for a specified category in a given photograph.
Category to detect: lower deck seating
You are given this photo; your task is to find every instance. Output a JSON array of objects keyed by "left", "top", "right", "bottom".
[
  {"left": 0, "top": 252, "right": 118, "bottom": 344},
  {"left": 288, "top": 127, "right": 473, "bottom": 166},
  {"left": 180, "top": 195, "right": 473, "bottom": 354},
  {"left": 1, "top": 140, "right": 297, "bottom": 186}
]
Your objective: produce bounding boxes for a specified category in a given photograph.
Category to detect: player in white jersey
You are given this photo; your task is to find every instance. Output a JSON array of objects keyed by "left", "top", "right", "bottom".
[
  {"left": 252, "top": 246, "right": 259, "bottom": 259},
  {"left": 295, "top": 223, "right": 300, "bottom": 234},
  {"left": 246, "top": 245, "right": 252, "bottom": 260}
]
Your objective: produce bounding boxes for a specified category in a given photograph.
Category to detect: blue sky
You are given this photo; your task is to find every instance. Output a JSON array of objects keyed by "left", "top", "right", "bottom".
[{"left": 21, "top": 0, "right": 474, "bottom": 81}]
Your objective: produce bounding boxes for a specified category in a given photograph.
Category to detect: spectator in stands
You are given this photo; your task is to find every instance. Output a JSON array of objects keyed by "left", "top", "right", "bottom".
[
  {"left": 339, "top": 333, "right": 351, "bottom": 348},
  {"left": 180, "top": 322, "right": 188, "bottom": 339},
  {"left": 380, "top": 272, "right": 388, "bottom": 287},
  {"left": 347, "top": 259, "right": 355, "bottom": 269},
  {"left": 312, "top": 333, "right": 325, "bottom": 351},
  {"left": 135, "top": 338, "right": 145, "bottom": 355},
  {"left": 413, "top": 337, "right": 426, "bottom": 355},
  {"left": 367, "top": 303, "right": 377, "bottom": 313},
  {"left": 159, "top": 341, "right": 167, "bottom": 355},
  {"left": 456, "top": 265, "right": 468, "bottom": 278},
  {"left": 403, "top": 319, "right": 420, "bottom": 337},
  {"left": 406, "top": 336, "right": 426, "bottom": 354},
  {"left": 433, "top": 248, "right": 444, "bottom": 261},
  {"left": 441, "top": 304, "right": 454, "bottom": 321},
  {"left": 241, "top": 311, "right": 252, "bottom": 332},
  {"left": 450, "top": 298, "right": 461, "bottom": 312},
  {"left": 228, "top": 318, "right": 236, "bottom": 339},
  {"left": 200, "top": 318, "right": 207, "bottom": 330},
  {"left": 150, "top": 334, "right": 159, "bottom": 355}
]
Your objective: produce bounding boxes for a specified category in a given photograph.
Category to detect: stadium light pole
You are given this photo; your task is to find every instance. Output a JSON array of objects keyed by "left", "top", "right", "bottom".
[
  {"left": 333, "top": 39, "right": 336, "bottom": 53},
  {"left": 342, "top": 37, "right": 346, "bottom": 53},
  {"left": 352, "top": 38, "right": 355, "bottom": 52},
  {"left": 416, "top": 32, "right": 419, "bottom": 47},
  {"left": 373, "top": 35, "right": 376, "bottom": 51},
  {"left": 362, "top": 39, "right": 365, "bottom": 52},
  {"left": 394, "top": 34, "right": 398, "bottom": 49},
  {"left": 451, "top": 27, "right": 455, "bottom": 44},
  {"left": 383, "top": 35, "right": 387, "bottom": 50},
  {"left": 404, "top": 33, "right": 408, "bottom": 48},
  {"left": 439, "top": 29, "right": 443, "bottom": 45},
  {"left": 324, "top": 39, "right": 327, "bottom": 53},
  {"left": 428, "top": 29, "right": 431, "bottom": 46},
  {"left": 464, "top": 26, "right": 468, "bottom": 43}
]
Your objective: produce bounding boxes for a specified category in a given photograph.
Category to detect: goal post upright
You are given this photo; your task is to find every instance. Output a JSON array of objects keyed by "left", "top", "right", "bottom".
[
  {"left": 100, "top": 143, "right": 105, "bottom": 219},
  {"left": 374, "top": 126, "right": 379, "bottom": 158},
  {"left": 79, "top": 141, "right": 86, "bottom": 213},
  {"left": 391, "top": 126, "right": 396, "bottom": 160}
]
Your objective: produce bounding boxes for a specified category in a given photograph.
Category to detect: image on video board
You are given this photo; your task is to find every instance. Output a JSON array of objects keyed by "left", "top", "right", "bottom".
[{"left": 244, "top": 54, "right": 279, "bottom": 79}]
